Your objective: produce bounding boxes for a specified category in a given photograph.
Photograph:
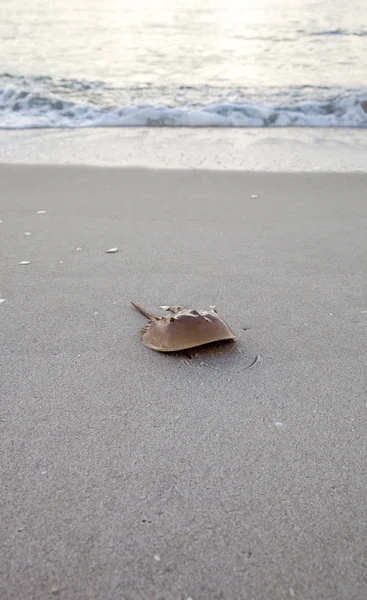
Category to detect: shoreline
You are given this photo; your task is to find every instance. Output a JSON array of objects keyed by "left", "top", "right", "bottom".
[{"left": 1, "top": 127, "right": 367, "bottom": 172}]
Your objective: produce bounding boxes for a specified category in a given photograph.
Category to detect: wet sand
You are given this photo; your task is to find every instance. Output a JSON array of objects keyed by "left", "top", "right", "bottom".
[
  {"left": 1, "top": 165, "right": 366, "bottom": 600},
  {"left": 1, "top": 128, "right": 367, "bottom": 171}
]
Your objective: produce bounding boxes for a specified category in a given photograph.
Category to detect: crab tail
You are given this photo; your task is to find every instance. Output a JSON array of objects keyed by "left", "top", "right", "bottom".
[{"left": 130, "top": 301, "right": 158, "bottom": 321}]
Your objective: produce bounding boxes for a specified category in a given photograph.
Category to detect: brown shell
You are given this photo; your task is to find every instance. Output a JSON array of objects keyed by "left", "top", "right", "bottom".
[{"left": 131, "top": 302, "right": 236, "bottom": 352}]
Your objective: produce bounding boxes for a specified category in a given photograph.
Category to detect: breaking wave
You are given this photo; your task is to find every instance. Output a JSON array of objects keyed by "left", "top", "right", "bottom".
[{"left": 1, "top": 74, "right": 366, "bottom": 129}]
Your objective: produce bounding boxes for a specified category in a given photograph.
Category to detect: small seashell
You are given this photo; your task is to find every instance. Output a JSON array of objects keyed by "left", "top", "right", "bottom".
[
  {"left": 51, "top": 588, "right": 60, "bottom": 595},
  {"left": 131, "top": 302, "right": 236, "bottom": 352},
  {"left": 19, "top": 261, "right": 31, "bottom": 265},
  {"left": 106, "top": 247, "right": 119, "bottom": 253},
  {"left": 0, "top": 299, "right": 5, "bottom": 304},
  {"left": 251, "top": 194, "right": 258, "bottom": 199},
  {"left": 76, "top": 247, "right": 82, "bottom": 251},
  {"left": 36, "top": 210, "right": 46, "bottom": 214},
  {"left": 24, "top": 232, "right": 31, "bottom": 236}
]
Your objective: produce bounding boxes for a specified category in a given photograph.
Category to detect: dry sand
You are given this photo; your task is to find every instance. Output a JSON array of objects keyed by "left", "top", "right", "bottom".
[{"left": 0, "top": 165, "right": 366, "bottom": 600}]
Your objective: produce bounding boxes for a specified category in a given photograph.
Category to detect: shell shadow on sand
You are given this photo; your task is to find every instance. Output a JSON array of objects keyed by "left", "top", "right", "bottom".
[{"left": 179, "top": 337, "right": 260, "bottom": 373}]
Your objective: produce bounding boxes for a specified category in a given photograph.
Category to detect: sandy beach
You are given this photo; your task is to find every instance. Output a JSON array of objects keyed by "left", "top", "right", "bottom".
[{"left": 1, "top": 164, "right": 366, "bottom": 600}]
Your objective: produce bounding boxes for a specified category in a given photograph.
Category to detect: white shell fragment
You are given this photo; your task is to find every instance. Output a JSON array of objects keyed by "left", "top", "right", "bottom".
[
  {"left": 24, "top": 232, "right": 32, "bottom": 236},
  {"left": 106, "top": 247, "right": 119, "bottom": 253},
  {"left": 0, "top": 299, "right": 5, "bottom": 304},
  {"left": 159, "top": 305, "right": 182, "bottom": 313},
  {"left": 19, "top": 261, "right": 31, "bottom": 265},
  {"left": 36, "top": 210, "right": 46, "bottom": 214}
]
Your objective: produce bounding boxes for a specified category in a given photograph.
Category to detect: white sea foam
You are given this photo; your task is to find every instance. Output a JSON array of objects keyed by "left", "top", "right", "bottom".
[
  {"left": 0, "top": 96, "right": 366, "bottom": 129},
  {"left": 0, "top": 76, "right": 366, "bottom": 129}
]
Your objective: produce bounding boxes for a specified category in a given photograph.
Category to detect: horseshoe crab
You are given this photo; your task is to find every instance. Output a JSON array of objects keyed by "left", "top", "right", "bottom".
[{"left": 131, "top": 302, "right": 236, "bottom": 352}]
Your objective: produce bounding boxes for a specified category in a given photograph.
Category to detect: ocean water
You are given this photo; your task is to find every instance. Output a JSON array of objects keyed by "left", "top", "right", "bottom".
[{"left": 0, "top": 0, "right": 366, "bottom": 128}]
